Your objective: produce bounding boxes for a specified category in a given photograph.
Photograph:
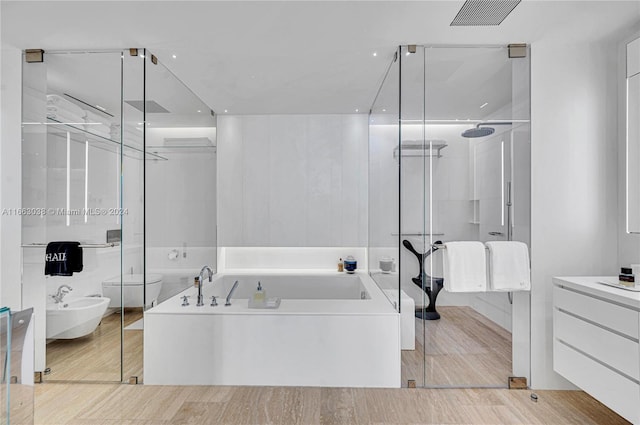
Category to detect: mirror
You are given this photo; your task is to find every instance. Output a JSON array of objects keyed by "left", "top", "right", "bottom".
[{"left": 627, "top": 37, "right": 640, "bottom": 233}]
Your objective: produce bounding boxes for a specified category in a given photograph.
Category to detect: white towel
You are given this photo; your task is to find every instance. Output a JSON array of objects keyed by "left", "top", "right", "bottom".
[
  {"left": 46, "top": 94, "right": 87, "bottom": 117},
  {"left": 486, "top": 241, "right": 531, "bottom": 291},
  {"left": 443, "top": 241, "right": 487, "bottom": 292}
]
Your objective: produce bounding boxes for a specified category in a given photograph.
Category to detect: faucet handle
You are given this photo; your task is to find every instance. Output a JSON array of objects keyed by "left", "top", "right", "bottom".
[
  {"left": 210, "top": 296, "right": 218, "bottom": 307},
  {"left": 181, "top": 295, "right": 191, "bottom": 306}
]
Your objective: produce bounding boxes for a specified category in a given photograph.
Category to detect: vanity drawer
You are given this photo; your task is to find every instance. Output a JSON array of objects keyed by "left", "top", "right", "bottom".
[
  {"left": 554, "top": 285, "right": 639, "bottom": 339},
  {"left": 555, "top": 308, "right": 639, "bottom": 380},
  {"left": 554, "top": 341, "right": 640, "bottom": 424}
]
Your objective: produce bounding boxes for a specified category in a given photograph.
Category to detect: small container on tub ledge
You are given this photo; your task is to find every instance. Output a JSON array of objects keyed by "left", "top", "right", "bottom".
[
  {"left": 248, "top": 281, "right": 281, "bottom": 309},
  {"left": 337, "top": 258, "right": 344, "bottom": 272},
  {"left": 344, "top": 256, "right": 357, "bottom": 274},
  {"left": 379, "top": 257, "right": 393, "bottom": 273}
]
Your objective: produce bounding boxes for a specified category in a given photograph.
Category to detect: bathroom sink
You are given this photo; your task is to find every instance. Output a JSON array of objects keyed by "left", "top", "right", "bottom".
[{"left": 46, "top": 296, "right": 110, "bottom": 339}]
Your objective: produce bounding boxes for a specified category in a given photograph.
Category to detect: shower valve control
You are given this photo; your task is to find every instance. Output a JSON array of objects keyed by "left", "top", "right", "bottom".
[
  {"left": 210, "top": 296, "right": 218, "bottom": 307},
  {"left": 181, "top": 295, "right": 191, "bottom": 306}
]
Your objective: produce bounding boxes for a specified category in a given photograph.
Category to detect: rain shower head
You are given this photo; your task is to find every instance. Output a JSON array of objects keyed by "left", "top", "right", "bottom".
[
  {"left": 461, "top": 122, "right": 512, "bottom": 138},
  {"left": 462, "top": 126, "right": 495, "bottom": 138}
]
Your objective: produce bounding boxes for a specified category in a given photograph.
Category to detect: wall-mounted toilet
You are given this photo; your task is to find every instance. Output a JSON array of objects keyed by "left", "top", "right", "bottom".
[{"left": 102, "top": 273, "right": 163, "bottom": 308}]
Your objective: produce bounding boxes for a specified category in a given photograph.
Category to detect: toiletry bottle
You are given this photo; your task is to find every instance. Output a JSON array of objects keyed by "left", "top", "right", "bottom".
[
  {"left": 338, "top": 258, "right": 344, "bottom": 272},
  {"left": 194, "top": 276, "right": 200, "bottom": 288},
  {"left": 619, "top": 267, "right": 635, "bottom": 287},
  {"left": 253, "top": 281, "right": 266, "bottom": 304}
]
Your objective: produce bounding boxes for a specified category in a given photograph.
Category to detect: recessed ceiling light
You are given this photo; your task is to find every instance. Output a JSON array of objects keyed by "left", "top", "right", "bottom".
[
  {"left": 172, "top": 54, "right": 177, "bottom": 59},
  {"left": 373, "top": 52, "right": 377, "bottom": 57},
  {"left": 224, "top": 109, "right": 228, "bottom": 113},
  {"left": 355, "top": 109, "right": 359, "bottom": 112},
  {"left": 480, "top": 102, "right": 489, "bottom": 109},
  {"left": 137, "top": 122, "right": 142, "bottom": 125},
  {"left": 382, "top": 108, "right": 386, "bottom": 112},
  {"left": 197, "top": 110, "right": 201, "bottom": 113}
]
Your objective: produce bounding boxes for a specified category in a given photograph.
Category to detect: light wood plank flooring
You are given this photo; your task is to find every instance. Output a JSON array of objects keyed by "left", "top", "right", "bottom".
[
  {"left": 403, "top": 306, "right": 512, "bottom": 387},
  {"left": 44, "top": 308, "right": 143, "bottom": 382},
  {"left": 32, "top": 383, "right": 630, "bottom": 424}
]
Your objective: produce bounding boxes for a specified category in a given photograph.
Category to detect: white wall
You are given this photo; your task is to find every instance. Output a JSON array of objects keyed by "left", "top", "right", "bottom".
[
  {"left": 0, "top": 45, "right": 23, "bottom": 310},
  {"left": 217, "top": 114, "right": 368, "bottom": 247},
  {"left": 530, "top": 37, "right": 621, "bottom": 389}
]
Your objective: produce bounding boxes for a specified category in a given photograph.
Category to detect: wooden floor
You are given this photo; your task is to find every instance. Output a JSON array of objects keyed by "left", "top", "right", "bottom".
[
  {"left": 31, "top": 383, "right": 629, "bottom": 424},
  {"left": 403, "top": 306, "right": 512, "bottom": 387},
  {"left": 30, "top": 305, "right": 629, "bottom": 424},
  {"left": 44, "top": 308, "right": 144, "bottom": 382}
]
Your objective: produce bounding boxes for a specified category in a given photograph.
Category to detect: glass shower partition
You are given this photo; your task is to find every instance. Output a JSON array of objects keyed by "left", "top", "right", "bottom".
[
  {"left": 143, "top": 51, "right": 217, "bottom": 311},
  {"left": 21, "top": 48, "right": 217, "bottom": 385},
  {"left": 369, "top": 51, "right": 401, "bottom": 309},
  {"left": 1, "top": 307, "right": 9, "bottom": 425},
  {"left": 22, "top": 50, "right": 126, "bottom": 382},
  {"left": 370, "top": 44, "right": 531, "bottom": 388}
]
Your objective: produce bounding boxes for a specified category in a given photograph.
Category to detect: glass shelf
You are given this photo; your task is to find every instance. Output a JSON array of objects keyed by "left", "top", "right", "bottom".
[
  {"left": 393, "top": 140, "right": 447, "bottom": 159},
  {"left": 25, "top": 118, "right": 168, "bottom": 161}
]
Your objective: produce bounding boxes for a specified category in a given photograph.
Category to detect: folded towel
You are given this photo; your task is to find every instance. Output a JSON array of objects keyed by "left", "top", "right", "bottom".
[
  {"left": 443, "top": 241, "right": 487, "bottom": 292},
  {"left": 44, "top": 242, "right": 83, "bottom": 277},
  {"left": 486, "top": 241, "right": 531, "bottom": 291},
  {"left": 46, "top": 109, "right": 87, "bottom": 124},
  {"left": 84, "top": 123, "right": 112, "bottom": 138},
  {"left": 84, "top": 109, "right": 111, "bottom": 126},
  {"left": 46, "top": 94, "right": 87, "bottom": 117}
]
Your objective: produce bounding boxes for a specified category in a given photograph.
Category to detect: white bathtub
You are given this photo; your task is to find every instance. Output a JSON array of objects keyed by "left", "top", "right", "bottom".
[{"left": 144, "top": 270, "right": 401, "bottom": 387}]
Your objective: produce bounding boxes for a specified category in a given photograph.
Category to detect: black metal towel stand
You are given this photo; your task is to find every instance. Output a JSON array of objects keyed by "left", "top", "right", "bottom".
[{"left": 402, "top": 239, "right": 444, "bottom": 320}]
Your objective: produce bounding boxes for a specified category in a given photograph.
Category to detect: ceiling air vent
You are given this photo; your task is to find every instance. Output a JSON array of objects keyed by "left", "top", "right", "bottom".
[
  {"left": 450, "top": 0, "right": 521, "bottom": 26},
  {"left": 124, "top": 100, "right": 170, "bottom": 113}
]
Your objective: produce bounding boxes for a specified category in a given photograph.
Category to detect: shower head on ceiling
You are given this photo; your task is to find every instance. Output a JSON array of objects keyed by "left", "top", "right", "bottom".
[
  {"left": 461, "top": 122, "right": 512, "bottom": 138},
  {"left": 462, "top": 126, "right": 495, "bottom": 138}
]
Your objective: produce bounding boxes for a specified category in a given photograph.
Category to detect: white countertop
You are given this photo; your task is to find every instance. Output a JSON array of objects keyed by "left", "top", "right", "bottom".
[{"left": 553, "top": 276, "right": 640, "bottom": 310}]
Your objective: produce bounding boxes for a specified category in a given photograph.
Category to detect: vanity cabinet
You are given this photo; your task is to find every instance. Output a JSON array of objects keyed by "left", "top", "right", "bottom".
[{"left": 553, "top": 277, "right": 640, "bottom": 424}]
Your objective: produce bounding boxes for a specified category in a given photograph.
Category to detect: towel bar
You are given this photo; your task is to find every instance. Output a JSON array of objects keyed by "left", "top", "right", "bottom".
[
  {"left": 431, "top": 243, "right": 491, "bottom": 250},
  {"left": 21, "top": 242, "right": 119, "bottom": 248}
]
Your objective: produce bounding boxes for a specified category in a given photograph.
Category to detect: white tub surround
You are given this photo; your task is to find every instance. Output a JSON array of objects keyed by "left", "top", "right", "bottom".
[
  {"left": 144, "top": 270, "right": 401, "bottom": 387},
  {"left": 383, "top": 289, "right": 415, "bottom": 350},
  {"left": 553, "top": 277, "right": 640, "bottom": 424}
]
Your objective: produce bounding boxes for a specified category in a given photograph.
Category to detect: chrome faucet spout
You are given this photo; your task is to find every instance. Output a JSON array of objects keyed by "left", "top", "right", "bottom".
[
  {"left": 197, "top": 265, "right": 214, "bottom": 307},
  {"left": 53, "top": 284, "right": 73, "bottom": 303}
]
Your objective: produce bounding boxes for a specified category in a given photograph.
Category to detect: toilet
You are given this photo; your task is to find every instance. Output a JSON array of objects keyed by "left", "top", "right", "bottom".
[{"left": 102, "top": 273, "right": 163, "bottom": 308}]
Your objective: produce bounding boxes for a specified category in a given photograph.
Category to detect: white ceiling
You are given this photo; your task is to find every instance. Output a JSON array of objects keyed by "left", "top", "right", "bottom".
[{"left": 2, "top": 1, "right": 640, "bottom": 115}]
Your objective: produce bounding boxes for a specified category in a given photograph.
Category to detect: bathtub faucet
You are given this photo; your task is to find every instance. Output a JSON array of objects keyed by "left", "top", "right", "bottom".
[
  {"left": 197, "top": 265, "right": 214, "bottom": 307},
  {"left": 53, "top": 284, "right": 73, "bottom": 303}
]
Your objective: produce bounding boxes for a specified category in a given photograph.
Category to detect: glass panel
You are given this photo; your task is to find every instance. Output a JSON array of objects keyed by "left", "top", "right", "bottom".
[
  {"left": 144, "top": 52, "right": 217, "bottom": 310},
  {"left": 8, "top": 309, "right": 34, "bottom": 425},
  {"left": 627, "top": 73, "right": 640, "bottom": 233},
  {"left": 399, "top": 45, "right": 430, "bottom": 388},
  {"left": 21, "top": 51, "right": 124, "bottom": 382},
  {"left": 419, "top": 45, "right": 530, "bottom": 387},
  {"left": 0, "top": 307, "right": 10, "bottom": 425},
  {"left": 121, "top": 50, "right": 146, "bottom": 382},
  {"left": 369, "top": 48, "right": 401, "bottom": 314}
]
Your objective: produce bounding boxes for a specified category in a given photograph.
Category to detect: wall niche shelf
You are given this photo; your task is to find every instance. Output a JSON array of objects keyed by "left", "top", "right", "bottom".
[
  {"left": 393, "top": 140, "right": 447, "bottom": 160},
  {"left": 148, "top": 137, "right": 217, "bottom": 155}
]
